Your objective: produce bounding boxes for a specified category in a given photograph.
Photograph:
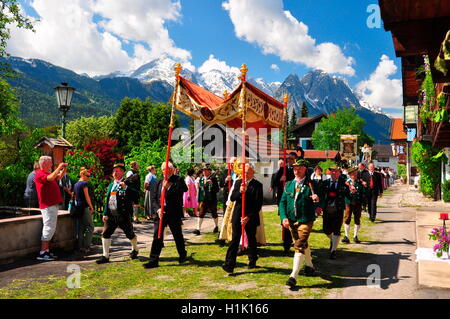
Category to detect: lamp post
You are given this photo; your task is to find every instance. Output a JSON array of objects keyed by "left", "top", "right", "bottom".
[{"left": 54, "top": 82, "right": 75, "bottom": 138}]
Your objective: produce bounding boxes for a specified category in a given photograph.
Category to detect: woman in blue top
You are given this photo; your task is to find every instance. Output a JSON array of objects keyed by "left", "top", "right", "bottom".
[
  {"left": 144, "top": 165, "right": 157, "bottom": 220},
  {"left": 73, "top": 168, "right": 94, "bottom": 253}
]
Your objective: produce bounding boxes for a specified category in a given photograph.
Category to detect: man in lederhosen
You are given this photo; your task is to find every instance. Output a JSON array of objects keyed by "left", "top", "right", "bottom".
[
  {"left": 96, "top": 163, "right": 140, "bottom": 264},
  {"left": 320, "top": 165, "right": 350, "bottom": 260},
  {"left": 342, "top": 167, "right": 364, "bottom": 244},
  {"left": 222, "top": 163, "right": 263, "bottom": 273},
  {"left": 279, "top": 159, "right": 322, "bottom": 288},
  {"left": 143, "top": 162, "right": 188, "bottom": 268}
]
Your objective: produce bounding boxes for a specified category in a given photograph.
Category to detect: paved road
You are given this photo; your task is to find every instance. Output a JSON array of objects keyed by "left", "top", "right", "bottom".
[{"left": 327, "top": 184, "right": 450, "bottom": 298}]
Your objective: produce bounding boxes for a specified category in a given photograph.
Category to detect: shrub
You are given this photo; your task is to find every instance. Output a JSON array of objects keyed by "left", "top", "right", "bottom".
[{"left": 443, "top": 180, "right": 450, "bottom": 203}]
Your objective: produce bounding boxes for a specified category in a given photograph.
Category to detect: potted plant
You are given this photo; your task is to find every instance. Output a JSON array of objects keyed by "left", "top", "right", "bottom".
[{"left": 429, "top": 227, "right": 450, "bottom": 259}]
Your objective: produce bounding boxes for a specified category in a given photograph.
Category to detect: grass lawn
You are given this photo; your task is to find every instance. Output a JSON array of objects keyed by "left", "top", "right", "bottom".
[{"left": 0, "top": 211, "right": 373, "bottom": 299}]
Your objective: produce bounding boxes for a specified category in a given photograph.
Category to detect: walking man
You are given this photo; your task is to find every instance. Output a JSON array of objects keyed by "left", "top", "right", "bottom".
[
  {"left": 320, "top": 165, "right": 350, "bottom": 259},
  {"left": 274, "top": 152, "right": 297, "bottom": 254},
  {"left": 126, "top": 161, "right": 141, "bottom": 224},
  {"left": 366, "top": 163, "right": 383, "bottom": 222},
  {"left": 34, "top": 156, "right": 68, "bottom": 261},
  {"left": 222, "top": 163, "right": 263, "bottom": 273},
  {"left": 342, "top": 167, "right": 364, "bottom": 244},
  {"left": 279, "top": 159, "right": 321, "bottom": 288},
  {"left": 96, "top": 163, "right": 139, "bottom": 264},
  {"left": 143, "top": 162, "right": 188, "bottom": 268},
  {"left": 194, "top": 165, "right": 219, "bottom": 235}
]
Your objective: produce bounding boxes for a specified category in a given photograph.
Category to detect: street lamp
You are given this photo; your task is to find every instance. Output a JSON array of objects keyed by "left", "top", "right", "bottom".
[{"left": 54, "top": 82, "right": 75, "bottom": 138}]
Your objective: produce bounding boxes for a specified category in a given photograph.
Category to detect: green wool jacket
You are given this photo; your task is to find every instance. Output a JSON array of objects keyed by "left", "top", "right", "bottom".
[
  {"left": 345, "top": 179, "right": 364, "bottom": 205},
  {"left": 279, "top": 179, "right": 318, "bottom": 223}
]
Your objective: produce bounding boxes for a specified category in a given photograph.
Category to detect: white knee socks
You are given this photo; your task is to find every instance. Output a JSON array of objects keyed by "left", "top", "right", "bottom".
[
  {"left": 344, "top": 224, "right": 350, "bottom": 237},
  {"left": 331, "top": 235, "right": 340, "bottom": 252},
  {"left": 102, "top": 238, "right": 111, "bottom": 258},
  {"left": 354, "top": 225, "right": 360, "bottom": 237},
  {"left": 290, "top": 253, "right": 305, "bottom": 279}
]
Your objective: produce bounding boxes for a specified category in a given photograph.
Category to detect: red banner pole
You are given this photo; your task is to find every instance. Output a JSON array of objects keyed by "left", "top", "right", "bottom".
[
  {"left": 282, "top": 94, "right": 289, "bottom": 240},
  {"left": 239, "top": 64, "right": 248, "bottom": 250},
  {"left": 158, "top": 63, "right": 182, "bottom": 239}
]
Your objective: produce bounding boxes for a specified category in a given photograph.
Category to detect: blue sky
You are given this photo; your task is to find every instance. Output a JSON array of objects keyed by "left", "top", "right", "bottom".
[{"left": 11, "top": 0, "right": 403, "bottom": 116}]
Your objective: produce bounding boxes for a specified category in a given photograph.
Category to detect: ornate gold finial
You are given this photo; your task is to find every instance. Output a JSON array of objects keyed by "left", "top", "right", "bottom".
[
  {"left": 223, "top": 90, "right": 229, "bottom": 99},
  {"left": 174, "top": 63, "right": 182, "bottom": 77},
  {"left": 240, "top": 64, "right": 248, "bottom": 81},
  {"left": 283, "top": 93, "right": 289, "bottom": 104}
]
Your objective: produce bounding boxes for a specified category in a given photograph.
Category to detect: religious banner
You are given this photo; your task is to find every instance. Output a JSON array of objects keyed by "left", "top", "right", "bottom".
[{"left": 340, "top": 134, "right": 358, "bottom": 162}]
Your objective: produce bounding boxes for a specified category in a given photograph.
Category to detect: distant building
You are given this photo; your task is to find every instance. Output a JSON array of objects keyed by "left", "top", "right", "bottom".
[
  {"left": 291, "top": 113, "right": 327, "bottom": 150},
  {"left": 372, "top": 144, "right": 398, "bottom": 170}
]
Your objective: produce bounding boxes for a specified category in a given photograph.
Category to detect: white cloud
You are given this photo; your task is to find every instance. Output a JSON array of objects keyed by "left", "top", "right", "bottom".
[
  {"left": 7, "top": 0, "right": 191, "bottom": 76},
  {"left": 356, "top": 55, "right": 403, "bottom": 112},
  {"left": 198, "top": 54, "right": 240, "bottom": 75},
  {"left": 270, "top": 64, "right": 279, "bottom": 71},
  {"left": 222, "top": 0, "right": 355, "bottom": 76}
]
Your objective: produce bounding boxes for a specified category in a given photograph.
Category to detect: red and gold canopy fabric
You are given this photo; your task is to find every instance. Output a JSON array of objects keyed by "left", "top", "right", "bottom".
[{"left": 171, "top": 76, "right": 285, "bottom": 130}]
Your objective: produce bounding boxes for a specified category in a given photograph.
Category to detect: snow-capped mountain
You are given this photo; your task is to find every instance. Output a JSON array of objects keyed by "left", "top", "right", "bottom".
[
  {"left": 98, "top": 56, "right": 282, "bottom": 97},
  {"left": 129, "top": 55, "right": 198, "bottom": 85}
]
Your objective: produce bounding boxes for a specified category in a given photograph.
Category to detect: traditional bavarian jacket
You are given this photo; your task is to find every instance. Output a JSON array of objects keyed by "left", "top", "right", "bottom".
[
  {"left": 319, "top": 176, "right": 350, "bottom": 211},
  {"left": 279, "top": 178, "right": 319, "bottom": 223},
  {"left": 103, "top": 178, "right": 137, "bottom": 217},
  {"left": 345, "top": 178, "right": 364, "bottom": 205}
]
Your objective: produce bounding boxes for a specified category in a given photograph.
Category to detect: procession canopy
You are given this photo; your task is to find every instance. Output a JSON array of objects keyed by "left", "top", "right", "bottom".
[{"left": 171, "top": 75, "right": 285, "bottom": 131}]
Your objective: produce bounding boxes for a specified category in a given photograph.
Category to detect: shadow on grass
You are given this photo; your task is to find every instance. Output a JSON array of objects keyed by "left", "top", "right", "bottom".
[{"left": 298, "top": 248, "right": 413, "bottom": 290}]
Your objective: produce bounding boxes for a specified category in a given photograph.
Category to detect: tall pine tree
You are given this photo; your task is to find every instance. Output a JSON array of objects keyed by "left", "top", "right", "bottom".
[
  {"left": 300, "top": 101, "right": 309, "bottom": 118},
  {"left": 288, "top": 109, "right": 297, "bottom": 139}
]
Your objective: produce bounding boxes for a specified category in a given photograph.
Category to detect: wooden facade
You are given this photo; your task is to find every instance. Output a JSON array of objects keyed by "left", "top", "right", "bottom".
[
  {"left": 34, "top": 137, "right": 73, "bottom": 168},
  {"left": 379, "top": 0, "right": 450, "bottom": 148}
]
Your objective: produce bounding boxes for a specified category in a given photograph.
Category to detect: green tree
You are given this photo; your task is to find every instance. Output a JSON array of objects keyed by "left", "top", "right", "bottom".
[
  {"left": 65, "top": 115, "right": 115, "bottom": 148},
  {"left": 311, "top": 107, "right": 374, "bottom": 151},
  {"left": 300, "top": 101, "right": 308, "bottom": 118},
  {"left": 113, "top": 98, "right": 178, "bottom": 154},
  {"left": 288, "top": 109, "right": 297, "bottom": 139},
  {"left": 0, "top": 77, "right": 21, "bottom": 136}
]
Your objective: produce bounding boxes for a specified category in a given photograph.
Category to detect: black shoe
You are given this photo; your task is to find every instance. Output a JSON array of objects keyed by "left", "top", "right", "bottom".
[
  {"left": 129, "top": 250, "right": 139, "bottom": 259},
  {"left": 237, "top": 248, "right": 247, "bottom": 256},
  {"left": 329, "top": 251, "right": 337, "bottom": 260},
  {"left": 193, "top": 229, "right": 200, "bottom": 235},
  {"left": 143, "top": 259, "right": 159, "bottom": 269},
  {"left": 216, "top": 239, "right": 226, "bottom": 247},
  {"left": 286, "top": 277, "right": 296, "bottom": 288},
  {"left": 342, "top": 236, "right": 350, "bottom": 244},
  {"left": 248, "top": 260, "right": 257, "bottom": 269},
  {"left": 96, "top": 256, "right": 110, "bottom": 264},
  {"left": 353, "top": 236, "right": 361, "bottom": 243},
  {"left": 179, "top": 251, "right": 187, "bottom": 264},
  {"left": 213, "top": 226, "right": 219, "bottom": 233},
  {"left": 222, "top": 263, "right": 234, "bottom": 274},
  {"left": 302, "top": 266, "right": 316, "bottom": 277}
]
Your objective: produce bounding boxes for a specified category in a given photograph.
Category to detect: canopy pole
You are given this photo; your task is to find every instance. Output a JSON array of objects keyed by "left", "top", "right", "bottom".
[
  {"left": 158, "top": 63, "right": 182, "bottom": 239},
  {"left": 282, "top": 94, "right": 289, "bottom": 189},
  {"left": 223, "top": 90, "right": 232, "bottom": 193},
  {"left": 239, "top": 64, "right": 248, "bottom": 250}
]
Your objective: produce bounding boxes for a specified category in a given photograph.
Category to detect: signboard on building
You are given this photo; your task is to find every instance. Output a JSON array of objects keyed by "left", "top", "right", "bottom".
[{"left": 404, "top": 105, "right": 418, "bottom": 127}]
